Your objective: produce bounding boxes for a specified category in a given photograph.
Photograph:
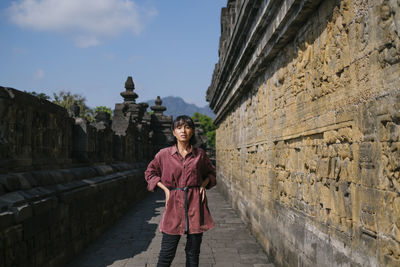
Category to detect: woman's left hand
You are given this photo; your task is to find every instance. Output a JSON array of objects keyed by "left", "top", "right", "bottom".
[
  {"left": 200, "top": 178, "right": 210, "bottom": 203},
  {"left": 200, "top": 186, "right": 206, "bottom": 203}
]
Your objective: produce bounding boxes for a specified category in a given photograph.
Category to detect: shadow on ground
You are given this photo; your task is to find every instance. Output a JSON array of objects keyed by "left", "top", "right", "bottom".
[{"left": 66, "top": 190, "right": 165, "bottom": 267}]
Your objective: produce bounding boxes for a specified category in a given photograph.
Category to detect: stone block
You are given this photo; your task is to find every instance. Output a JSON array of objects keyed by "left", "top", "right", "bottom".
[
  {"left": 35, "top": 230, "right": 51, "bottom": 251},
  {"left": 48, "top": 170, "right": 69, "bottom": 184},
  {"left": 31, "top": 171, "right": 56, "bottom": 186},
  {"left": 59, "top": 186, "right": 82, "bottom": 204},
  {"left": 338, "top": 158, "right": 350, "bottom": 180},
  {"left": 360, "top": 165, "right": 379, "bottom": 188},
  {"left": 25, "top": 237, "right": 34, "bottom": 252},
  {"left": 12, "top": 173, "right": 32, "bottom": 190},
  {"left": 69, "top": 167, "right": 97, "bottom": 180},
  {"left": 22, "top": 211, "right": 53, "bottom": 239},
  {"left": 32, "top": 197, "right": 57, "bottom": 216},
  {"left": 0, "top": 175, "right": 22, "bottom": 192},
  {"left": 18, "top": 187, "right": 49, "bottom": 201},
  {"left": 93, "top": 165, "right": 114, "bottom": 176},
  {"left": 0, "top": 192, "right": 26, "bottom": 211},
  {"left": 4, "top": 225, "right": 23, "bottom": 247},
  {"left": 4, "top": 247, "right": 15, "bottom": 267},
  {"left": 35, "top": 249, "right": 46, "bottom": 267},
  {"left": 359, "top": 143, "right": 374, "bottom": 163},
  {"left": 14, "top": 241, "right": 28, "bottom": 263},
  {"left": 0, "top": 211, "right": 14, "bottom": 230},
  {"left": 317, "top": 158, "right": 329, "bottom": 178},
  {"left": 328, "top": 157, "right": 340, "bottom": 179},
  {"left": 13, "top": 203, "right": 32, "bottom": 223}
]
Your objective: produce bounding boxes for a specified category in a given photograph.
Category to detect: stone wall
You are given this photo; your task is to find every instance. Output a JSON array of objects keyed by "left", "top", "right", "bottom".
[
  {"left": 0, "top": 163, "right": 146, "bottom": 267},
  {"left": 0, "top": 83, "right": 158, "bottom": 173},
  {"left": 0, "top": 77, "right": 178, "bottom": 266},
  {"left": 207, "top": 0, "right": 400, "bottom": 266},
  {"left": 0, "top": 87, "right": 74, "bottom": 173}
]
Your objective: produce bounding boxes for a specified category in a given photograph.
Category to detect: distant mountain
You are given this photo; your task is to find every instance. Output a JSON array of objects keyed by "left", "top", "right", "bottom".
[{"left": 146, "top": 96, "right": 215, "bottom": 119}]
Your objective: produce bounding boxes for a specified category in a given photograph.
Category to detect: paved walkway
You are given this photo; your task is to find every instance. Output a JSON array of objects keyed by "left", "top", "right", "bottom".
[{"left": 67, "top": 187, "right": 274, "bottom": 267}]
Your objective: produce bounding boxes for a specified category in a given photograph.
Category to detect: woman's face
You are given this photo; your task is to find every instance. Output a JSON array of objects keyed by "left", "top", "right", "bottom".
[{"left": 173, "top": 123, "right": 194, "bottom": 144}]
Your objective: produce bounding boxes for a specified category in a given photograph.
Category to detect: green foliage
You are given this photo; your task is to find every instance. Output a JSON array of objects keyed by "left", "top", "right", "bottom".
[
  {"left": 52, "top": 90, "right": 93, "bottom": 121},
  {"left": 24, "top": 91, "right": 51, "bottom": 100},
  {"left": 206, "top": 129, "right": 216, "bottom": 148},
  {"left": 94, "top": 106, "right": 112, "bottom": 116},
  {"left": 192, "top": 112, "right": 216, "bottom": 148}
]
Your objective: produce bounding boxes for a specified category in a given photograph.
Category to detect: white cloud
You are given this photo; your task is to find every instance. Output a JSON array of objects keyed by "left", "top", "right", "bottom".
[
  {"left": 33, "top": 69, "right": 45, "bottom": 80},
  {"left": 75, "top": 35, "right": 101, "bottom": 48},
  {"left": 7, "top": 0, "right": 157, "bottom": 47}
]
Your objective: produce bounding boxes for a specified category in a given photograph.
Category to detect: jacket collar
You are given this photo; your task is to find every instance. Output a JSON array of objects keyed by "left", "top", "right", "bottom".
[{"left": 170, "top": 144, "right": 196, "bottom": 156}]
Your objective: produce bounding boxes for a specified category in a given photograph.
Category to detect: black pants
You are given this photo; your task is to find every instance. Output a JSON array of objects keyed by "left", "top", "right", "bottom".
[{"left": 157, "top": 232, "right": 203, "bottom": 267}]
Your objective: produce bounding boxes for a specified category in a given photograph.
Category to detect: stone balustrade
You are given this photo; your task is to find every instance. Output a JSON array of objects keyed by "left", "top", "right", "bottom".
[
  {"left": 0, "top": 163, "right": 146, "bottom": 267},
  {"left": 0, "top": 77, "right": 169, "bottom": 173}
]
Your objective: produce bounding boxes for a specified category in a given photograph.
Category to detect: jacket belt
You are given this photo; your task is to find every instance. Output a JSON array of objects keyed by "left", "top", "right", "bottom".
[{"left": 171, "top": 185, "right": 199, "bottom": 233}]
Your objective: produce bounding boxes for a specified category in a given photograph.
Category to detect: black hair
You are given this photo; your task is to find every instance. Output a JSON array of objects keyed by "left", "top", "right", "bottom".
[{"left": 171, "top": 115, "right": 197, "bottom": 145}]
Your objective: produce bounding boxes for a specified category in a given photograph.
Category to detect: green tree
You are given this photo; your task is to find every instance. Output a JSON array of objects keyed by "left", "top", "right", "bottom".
[
  {"left": 24, "top": 90, "right": 51, "bottom": 100},
  {"left": 52, "top": 90, "right": 93, "bottom": 121},
  {"left": 192, "top": 112, "right": 216, "bottom": 148},
  {"left": 94, "top": 106, "right": 112, "bottom": 116}
]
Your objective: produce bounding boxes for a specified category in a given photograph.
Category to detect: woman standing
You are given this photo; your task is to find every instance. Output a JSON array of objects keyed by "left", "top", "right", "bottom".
[{"left": 145, "top": 115, "right": 216, "bottom": 267}]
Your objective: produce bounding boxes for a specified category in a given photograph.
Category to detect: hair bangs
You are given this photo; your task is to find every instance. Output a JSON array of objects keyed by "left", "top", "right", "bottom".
[{"left": 173, "top": 115, "right": 195, "bottom": 130}]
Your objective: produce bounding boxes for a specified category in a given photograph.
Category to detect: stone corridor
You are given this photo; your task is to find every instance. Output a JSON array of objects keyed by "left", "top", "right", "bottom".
[{"left": 66, "top": 188, "right": 274, "bottom": 267}]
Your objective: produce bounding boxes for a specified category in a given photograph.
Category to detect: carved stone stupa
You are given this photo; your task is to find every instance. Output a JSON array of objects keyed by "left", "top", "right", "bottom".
[
  {"left": 150, "top": 96, "right": 166, "bottom": 116},
  {"left": 120, "top": 76, "right": 138, "bottom": 103}
]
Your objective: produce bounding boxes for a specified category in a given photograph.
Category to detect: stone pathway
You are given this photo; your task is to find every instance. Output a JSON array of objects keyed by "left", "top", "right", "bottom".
[{"left": 67, "top": 187, "right": 274, "bottom": 267}]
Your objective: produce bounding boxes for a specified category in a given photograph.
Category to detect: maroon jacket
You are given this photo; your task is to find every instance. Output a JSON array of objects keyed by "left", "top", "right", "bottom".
[{"left": 145, "top": 145, "right": 216, "bottom": 235}]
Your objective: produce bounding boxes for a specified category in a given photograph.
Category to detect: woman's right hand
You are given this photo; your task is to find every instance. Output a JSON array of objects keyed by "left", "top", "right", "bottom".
[
  {"left": 156, "top": 182, "right": 170, "bottom": 207},
  {"left": 164, "top": 188, "right": 170, "bottom": 207}
]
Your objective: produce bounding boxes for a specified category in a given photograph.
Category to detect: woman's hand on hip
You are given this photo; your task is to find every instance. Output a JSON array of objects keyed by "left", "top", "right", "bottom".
[
  {"left": 200, "top": 186, "right": 206, "bottom": 203},
  {"left": 156, "top": 182, "right": 170, "bottom": 207},
  {"left": 164, "top": 188, "right": 170, "bottom": 207},
  {"left": 200, "top": 178, "right": 210, "bottom": 203}
]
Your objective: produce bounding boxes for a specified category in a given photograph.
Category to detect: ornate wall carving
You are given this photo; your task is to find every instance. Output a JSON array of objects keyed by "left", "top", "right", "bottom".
[{"left": 208, "top": 0, "right": 400, "bottom": 266}]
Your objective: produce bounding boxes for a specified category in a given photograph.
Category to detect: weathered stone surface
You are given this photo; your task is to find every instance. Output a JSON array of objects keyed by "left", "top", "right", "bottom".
[
  {"left": 0, "top": 76, "right": 173, "bottom": 173},
  {"left": 0, "top": 212, "right": 14, "bottom": 229},
  {"left": 149, "top": 97, "right": 173, "bottom": 155},
  {"left": 0, "top": 86, "right": 74, "bottom": 173},
  {"left": 0, "top": 164, "right": 148, "bottom": 267},
  {"left": 13, "top": 204, "right": 32, "bottom": 223},
  {"left": 208, "top": 0, "right": 400, "bottom": 266}
]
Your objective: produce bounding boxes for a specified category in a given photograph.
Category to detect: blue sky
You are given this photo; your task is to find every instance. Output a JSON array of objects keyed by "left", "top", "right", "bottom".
[{"left": 0, "top": 0, "right": 226, "bottom": 109}]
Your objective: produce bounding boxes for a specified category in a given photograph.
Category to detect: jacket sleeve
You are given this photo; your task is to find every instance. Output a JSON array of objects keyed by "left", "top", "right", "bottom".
[
  {"left": 202, "top": 151, "right": 216, "bottom": 189},
  {"left": 144, "top": 153, "right": 162, "bottom": 192}
]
